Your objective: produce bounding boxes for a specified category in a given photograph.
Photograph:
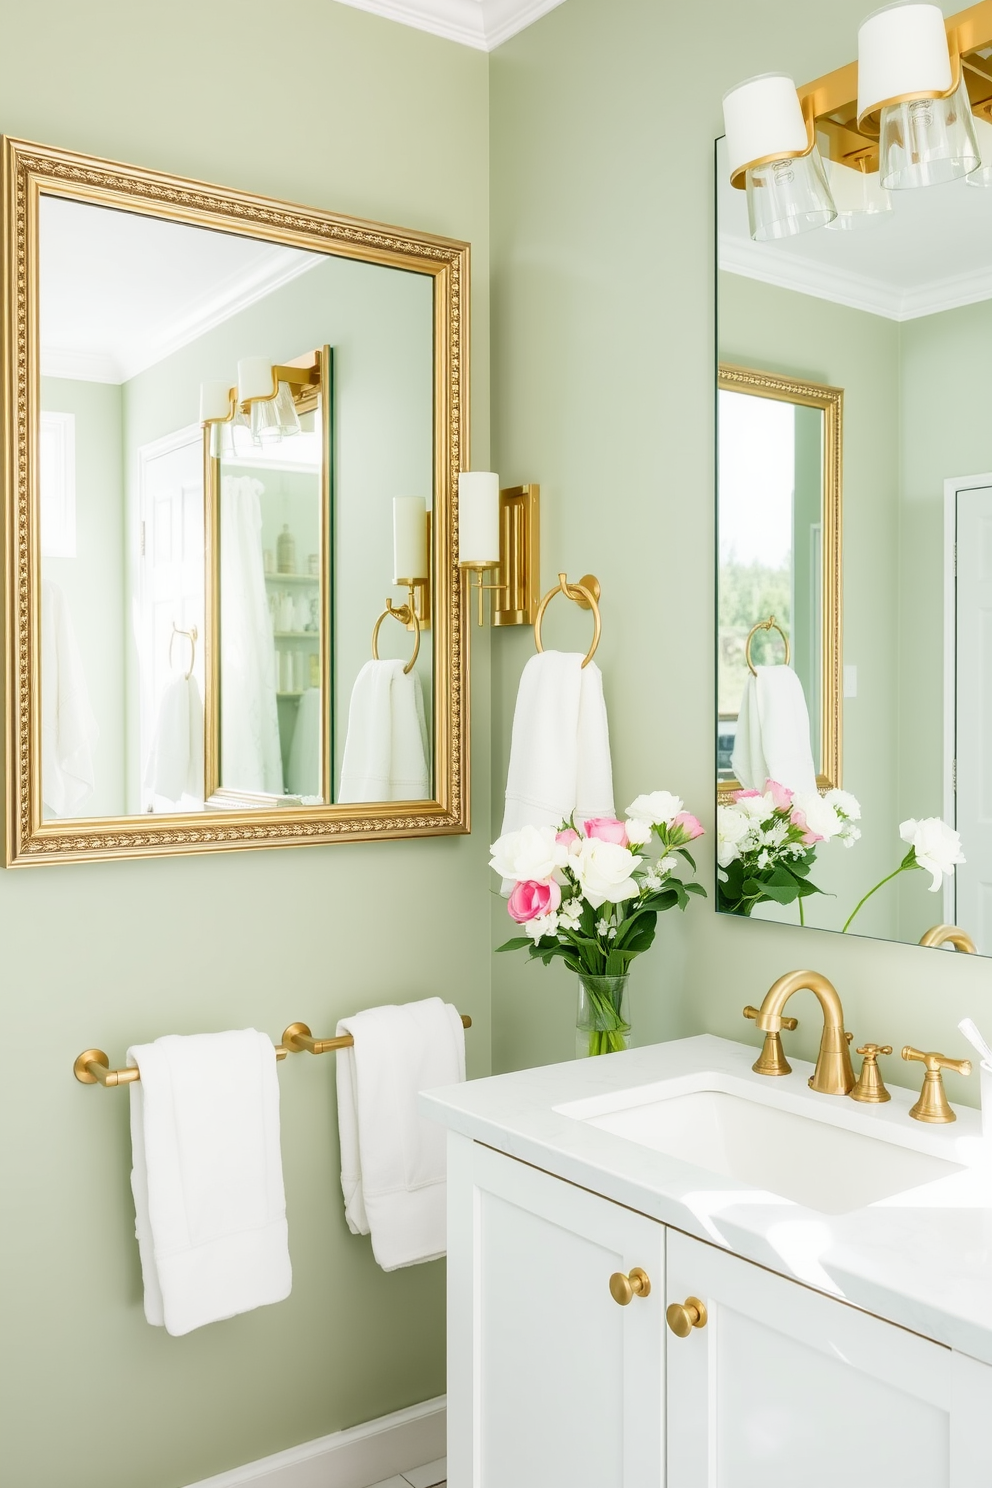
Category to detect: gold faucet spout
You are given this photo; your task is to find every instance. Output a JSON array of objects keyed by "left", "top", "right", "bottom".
[
  {"left": 753, "top": 970, "right": 855, "bottom": 1096},
  {"left": 919, "top": 923, "right": 977, "bottom": 953}
]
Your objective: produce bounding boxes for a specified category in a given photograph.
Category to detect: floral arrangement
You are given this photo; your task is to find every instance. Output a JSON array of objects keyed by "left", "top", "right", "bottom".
[
  {"left": 842, "top": 816, "right": 965, "bottom": 931},
  {"left": 716, "top": 780, "right": 861, "bottom": 919},
  {"left": 490, "top": 792, "right": 706, "bottom": 1055}
]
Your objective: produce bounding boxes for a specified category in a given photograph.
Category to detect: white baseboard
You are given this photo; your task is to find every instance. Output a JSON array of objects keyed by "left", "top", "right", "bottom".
[{"left": 184, "top": 1396, "right": 446, "bottom": 1488}]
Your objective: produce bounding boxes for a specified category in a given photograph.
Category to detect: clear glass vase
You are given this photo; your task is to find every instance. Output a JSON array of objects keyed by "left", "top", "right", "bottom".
[{"left": 576, "top": 974, "right": 631, "bottom": 1058}]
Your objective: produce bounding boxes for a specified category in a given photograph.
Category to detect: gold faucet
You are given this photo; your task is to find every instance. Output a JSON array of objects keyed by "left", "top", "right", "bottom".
[
  {"left": 744, "top": 970, "right": 855, "bottom": 1096},
  {"left": 919, "top": 924, "right": 977, "bottom": 953}
]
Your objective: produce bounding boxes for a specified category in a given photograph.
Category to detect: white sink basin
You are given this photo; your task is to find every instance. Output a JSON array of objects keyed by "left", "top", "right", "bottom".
[{"left": 556, "top": 1081, "right": 965, "bottom": 1214}]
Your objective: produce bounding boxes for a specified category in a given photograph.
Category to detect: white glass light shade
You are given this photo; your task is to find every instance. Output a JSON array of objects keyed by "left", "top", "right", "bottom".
[
  {"left": 745, "top": 148, "right": 837, "bottom": 241},
  {"left": 825, "top": 159, "right": 893, "bottom": 229},
  {"left": 200, "top": 380, "right": 233, "bottom": 424},
  {"left": 878, "top": 73, "right": 980, "bottom": 188},
  {"left": 458, "top": 472, "right": 500, "bottom": 566},
  {"left": 237, "top": 356, "right": 275, "bottom": 403},
  {"left": 722, "top": 73, "right": 810, "bottom": 184},
  {"left": 393, "top": 497, "right": 429, "bottom": 583},
  {"left": 249, "top": 382, "right": 301, "bottom": 444},
  {"left": 966, "top": 115, "right": 992, "bottom": 187},
  {"left": 858, "top": 3, "right": 952, "bottom": 124}
]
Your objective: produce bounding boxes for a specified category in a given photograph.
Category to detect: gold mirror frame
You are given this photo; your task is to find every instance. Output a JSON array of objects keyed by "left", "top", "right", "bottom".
[
  {"left": 717, "top": 364, "right": 842, "bottom": 801},
  {"left": 1, "top": 137, "right": 469, "bottom": 865}
]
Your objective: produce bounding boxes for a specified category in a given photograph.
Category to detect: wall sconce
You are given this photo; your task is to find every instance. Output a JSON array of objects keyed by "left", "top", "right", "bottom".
[
  {"left": 458, "top": 474, "right": 540, "bottom": 628},
  {"left": 393, "top": 496, "right": 431, "bottom": 630},
  {"left": 722, "top": 73, "right": 837, "bottom": 240},
  {"left": 199, "top": 350, "right": 324, "bottom": 453}
]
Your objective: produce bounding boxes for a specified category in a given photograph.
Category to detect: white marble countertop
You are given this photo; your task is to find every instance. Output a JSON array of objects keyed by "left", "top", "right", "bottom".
[{"left": 420, "top": 1035, "right": 992, "bottom": 1365}]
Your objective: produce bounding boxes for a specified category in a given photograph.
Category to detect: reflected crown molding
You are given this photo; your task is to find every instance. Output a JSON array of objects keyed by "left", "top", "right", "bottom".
[{"left": 330, "top": 0, "right": 566, "bottom": 50}]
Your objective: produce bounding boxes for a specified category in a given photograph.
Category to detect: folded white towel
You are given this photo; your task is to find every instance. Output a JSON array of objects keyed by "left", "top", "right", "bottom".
[
  {"left": 128, "top": 1029, "right": 292, "bottom": 1337},
  {"left": 41, "top": 579, "right": 98, "bottom": 817},
  {"left": 499, "top": 650, "right": 614, "bottom": 886},
  {"left": 336, "top": 998, "right": 465, "bottom": 1271},
  {"left": 338, "top": 658, "right": 429, "bottom": 803},
  {"left": 731, "top": 665, "right": 818, "bottom": 798},
  {"left": 143, "top": 675, "right": 204, "bottom": 805}
]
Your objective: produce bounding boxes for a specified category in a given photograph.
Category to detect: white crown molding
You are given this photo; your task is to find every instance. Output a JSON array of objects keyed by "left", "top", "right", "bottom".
[
  {"left": 41, "top": 347, "right": 124, "bottom": 382},
  {"left": 718, "top": 232, "right": 992, "bottom": 323},
  {"left": 331, "top": 0, "right": 565, "bottom": 50}
]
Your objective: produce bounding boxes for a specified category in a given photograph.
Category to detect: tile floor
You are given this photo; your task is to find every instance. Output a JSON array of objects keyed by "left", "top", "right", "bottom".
[{"left": 369, "top": 1458, "right": 446, "bottom": 1488}]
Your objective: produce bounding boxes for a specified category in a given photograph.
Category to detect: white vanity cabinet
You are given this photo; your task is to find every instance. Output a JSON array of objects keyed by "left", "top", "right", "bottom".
[{"left": 447, "top": 1135, "right": 990, "bottom": 1488}]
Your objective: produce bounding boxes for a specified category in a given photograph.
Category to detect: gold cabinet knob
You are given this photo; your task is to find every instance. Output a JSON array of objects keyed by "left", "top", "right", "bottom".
[
  {"left": 666, "top": 1296, "right": 708, "bottom": 1337},
  {"left": 609, "top": 1267, "right": 651, "bottom": 1306}
]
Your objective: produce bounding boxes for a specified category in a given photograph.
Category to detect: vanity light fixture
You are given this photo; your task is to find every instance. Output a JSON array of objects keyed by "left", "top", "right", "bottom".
[
  {"left": 457, "top": 474, "right": 541, "bottom": 628},
  {"left": 237, "top": 357, "right": 303, "bottom": 445},
  {"left": 858, "top": 2, "right": 981, "bottom": 188},
  {"left": 722, "top": 73, "right": 838, "bottom": 240},
  {"left": 825, "top": 156, "right": 894, "bottom": 228},
  {"left": 967, "top": 109, "right": 992, "bottom": 182},
  {"left": 199, "top": 351, "right": 324, "bottom": 453}
]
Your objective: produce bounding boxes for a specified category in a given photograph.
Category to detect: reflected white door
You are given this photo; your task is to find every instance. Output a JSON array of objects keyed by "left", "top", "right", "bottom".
[
  {"left": 955, "top": 483, "right": 992, "bottom": 952},
  {"left": 137, "top": 427, "right": 204, "bottom": 809}
]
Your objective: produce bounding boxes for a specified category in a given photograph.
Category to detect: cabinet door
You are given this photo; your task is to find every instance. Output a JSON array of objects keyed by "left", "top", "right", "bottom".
[
  {"left": 447, "top": 1134, "right": 666, "bottom": 1488},
  {"left": 666, "top": 1228, "right": 991, "bottom": 1488}
]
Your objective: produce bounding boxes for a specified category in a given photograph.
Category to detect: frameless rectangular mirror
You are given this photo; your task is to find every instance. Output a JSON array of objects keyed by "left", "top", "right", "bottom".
[{"left": 6, "top": 137, "right": 467, "bottom": 863}]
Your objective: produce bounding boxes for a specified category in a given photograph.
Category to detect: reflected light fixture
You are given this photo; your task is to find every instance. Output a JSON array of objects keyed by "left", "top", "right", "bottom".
[
  {"left": 237, "top": 357, "right": 302, "bottom": 445},
  {"left": 199, "top": 351, "right": 324, "bottom": 455},
  {"left": 722, "top": 73, "right": 837, "bottom": 241},
  {"left": 825, "top": 157, "right": 894, "bottom": 228},
  {"left": 967, "top": 110, "right": 992, "bottom": 184},
  {"left": 858, "top": 2, "right": 981, "bottom": 188}
]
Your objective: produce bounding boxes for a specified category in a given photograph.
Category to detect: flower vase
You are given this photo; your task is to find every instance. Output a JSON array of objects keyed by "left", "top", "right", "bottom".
[{"left": 576, "top": 974, "right": 631, "bottom": 1058}]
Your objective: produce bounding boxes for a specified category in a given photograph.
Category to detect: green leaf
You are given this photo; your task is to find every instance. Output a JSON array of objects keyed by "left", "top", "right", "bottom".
[
  {"left": 496, "top": 937, "right": 533, "bottom": 953},
  {"left": 677, "top": 848, "right": 697, "bottom": 872},
  {"left": 684, "top": 881, "right": 707, "bottom": 897}
]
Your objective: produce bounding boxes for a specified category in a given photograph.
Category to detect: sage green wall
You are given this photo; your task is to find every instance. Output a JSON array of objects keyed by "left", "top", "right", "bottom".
[
  {"left": 489, "top": 0, "right": 992, "bottom": 1096},
  {"left": 0, "top": 6, "right": 490, "bottom": 1488}
]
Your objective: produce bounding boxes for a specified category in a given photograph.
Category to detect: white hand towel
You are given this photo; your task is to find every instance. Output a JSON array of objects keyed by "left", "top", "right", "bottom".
[
  {"left": 143, "top": 675, "right": 204, "bottom": 805},
  {"left": 499, "top": 650, "right": 615, "bottom": 886},
  {"left": 731, "top": 665, "right": 818, "bottom": 798},
  {"left": 335, "top": 998, "right": 465, "bottom": 1271},
  {"left": 128, "top": 1029, "right": 292, "bottom": 1337},
  {"left": 338, "top": 658, "right": 429, "bottom": 803},
  {"left": 41, "top": 579, "right": 98, "bottom": 817}
]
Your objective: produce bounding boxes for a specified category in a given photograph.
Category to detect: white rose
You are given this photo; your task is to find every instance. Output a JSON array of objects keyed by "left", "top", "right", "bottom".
[
  {"left": 899, "top": 817, "right": 965, "bottom": 891},
  {"left": 792, "top": 791, "right": 842, "bottom": 841},
  {"left": 734, "top": 794, "right": 770, "bottom": 821},
  {"left": 490, "top": 823, "right": 567, "bottom": 883},
  {"left": 626, "top": 791, "right": 683, "bottom": 827},
  {"left": 574, "top": 838, "right": 641, "bottom": 910},
  {"left": 624, "top": 818, "right": 652, "bottom": 846},
  {"left": 824, "top": 788, "right": 861, "bottom": 822},
  {"left": 716, "top": 804, "right": 749, "bottom": 867}
]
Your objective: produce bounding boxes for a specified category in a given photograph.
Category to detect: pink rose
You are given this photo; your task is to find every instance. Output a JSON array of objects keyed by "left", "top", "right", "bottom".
[
  {"left": 765, "top": 780, "right": 794, "bottom": 812},
  {"left": 556, "top": 828, "right": 580, "bottom": 847},
  {"left": 732, "top": 790, "right": 762, "bottom": 801},
  {"left": 582, "top": 817, "right": 629, "bottom": 846},
  {"left": 789, "top": 804, "right": 822, "bottom": 846},
  {"left": 507, "top": 878, "right": 562, "bottom": 923},
  {"left": 671, "top": 811, "right": 704, "bottom": 842}
]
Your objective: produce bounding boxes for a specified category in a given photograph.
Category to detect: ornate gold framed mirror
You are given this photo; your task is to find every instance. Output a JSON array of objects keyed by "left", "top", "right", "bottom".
[{"left": 2, "top": 136, "right": 469, "bottom": 864}]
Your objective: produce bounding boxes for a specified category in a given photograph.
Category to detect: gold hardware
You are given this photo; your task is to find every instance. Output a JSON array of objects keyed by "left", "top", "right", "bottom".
[
  {"left": 74, "top": 1015, "right": 472, "bottom": 1087},
  {"left": 666, "top": 1296, "right": 708, "bottom": 1337},
  {"left": 461, "top": 560, "right": 504, "bottom": 629},
  {"left": 919, "top": 924, "right": 977, "bottom": 953},
  {"left": 750, "top": 971, "right": 855, "bottom": 1095},
  {"left": 901, "top": 1046, "right": 972, "bottom": 1123},
  {"left": 851, "top": 1044, "right": 893, "bottom": 1104},
  {"left": 493, "top": 485, "right": 541, "bottom": 627},
  {"left": 168, "top": 622, "right": 198, "bottom": 681},
  {"left": 534, "top": 573, "right": 602, "bottom": 669},
  {"left": 371, "top": 585, "right": 421, "bottom": 675},
  {"left": 744, "top": 616, "right": 790, "bottom": 676},
  {"left": 743, "top": 1003, "right": 798, "bottom": 1076},
  {"left": 609, "top": 1267, "right": 651, "bottom": 1306}
]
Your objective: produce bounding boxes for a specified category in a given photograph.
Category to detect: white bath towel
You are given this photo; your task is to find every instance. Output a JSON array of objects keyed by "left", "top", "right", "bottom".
[
  {"left": 41, "top": 579, "right": 98, "bottom": 817},
  {"left": 128, "top": 1029, "right": 292, "bottom": 1337},
  {"left": 500, "top": 650, "right": 614, "bottom": 884},
  {"left": 732, "top": 664, "right": 818, "bottom": 798},
  {"left": 143, "top": 675, "right": 204, "bottom": 805},
  {"left": 336, "top": 998, "right": 465, "bottom": 1271},
  {"left": 337, "top": 659, "right": 429, "bottom": 803}
]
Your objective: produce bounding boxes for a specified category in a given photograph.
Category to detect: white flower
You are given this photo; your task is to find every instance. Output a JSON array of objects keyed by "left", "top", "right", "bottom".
[
  {"left": 899, "top": 817, "right": 965, "bottom": 891},
  {"left": 658, "top": 855, "right": 679, "bottom": 874},
  {"left": 608, "top": 928, "right": 617, "bottom": 939},
  {"left": 792, "top": 791, "right": 843, "bottom": 841},
  {"left": 490, "top": 823, "right": 567, "bottom": 884},
  {"left": 626, "top": 791, "right": 683, "bottom": 827},
  {"left": 644, "top": 871, "right": 663, "bottom": 891},
  {"left": 525, "top": 912, "right": 559, "bottom": 941},
  {"left": 717, "top": 804, "right": 750, "bottom": 867},
  {"left": 574, "top": 837, "right": 641, "bottom": 909},
  {"left": 824, "top": 788, "right": 861, "bottom": 822},
  {"left": 595, "top": 917, "right": 610, "bottom": 935},
  {"left": 841, "top": 826, "right": 861, "bottom": 849},
  {"left": 735, "top": 794, "right": 771, "bottom": 822},
  {"left": 559, "top": 898, "right": 583, "bottom": 929},
  {"left": 761, "top": 821, "right": 787, "bottom": 848},
  {"left": 624, "top": 818, "right": 652, "bottom": 846},
  {"left": 757, "top": 850, "right": 770, "bottom": 868}
]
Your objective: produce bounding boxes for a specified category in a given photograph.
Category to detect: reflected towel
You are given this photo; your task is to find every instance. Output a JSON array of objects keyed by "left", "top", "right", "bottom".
[
  {"left": 338, "top": 659, "right": 429, "bottom": 803},
  {"left": 335, "top": 998, "right": 465, "bottom": 1271},
  {"left": 499, "top": 650, "right": 614, "bottom": 887},
  {"left": 127, "top": 1029, "right": 291, "bottom": 1337},
  {"left": 41, "top": 579, "right": 98, "bottom": 817},
  {"left": 731, "top": 665, "right": 818, "bottom": 797},
  {"left": 144, "top": 675, "right": 204, "bottom": 805}
]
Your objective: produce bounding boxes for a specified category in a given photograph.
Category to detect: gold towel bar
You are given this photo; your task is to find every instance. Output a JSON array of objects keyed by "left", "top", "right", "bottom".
[
  {"left": 169, "top": 622, "right": 198, "bottom": 681},
  {"left": 534, "top": 572, "right": 602, "bottom": 668},
  {"left": 73, "top": 1015, "right": 473, "bottom": 1087},
  {"left": 744, "top": 614, "right": 790, "bottom": 676},
  {"left": 371, "top": 587, "right": 421, "bottom": 675}
]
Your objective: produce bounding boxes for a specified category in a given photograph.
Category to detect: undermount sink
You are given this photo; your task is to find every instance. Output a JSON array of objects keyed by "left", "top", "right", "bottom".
[{"left": 556, "top": 1079, "right": 966, "bottom": 1214}]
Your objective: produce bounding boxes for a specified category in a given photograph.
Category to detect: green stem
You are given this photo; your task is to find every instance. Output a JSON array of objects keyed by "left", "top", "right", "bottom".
[
  {"left": 842, "top": 864, "right": 910, "bottom": 933},
  {"left": 799, "top": 897, "right": 805, "bottom": 926}
]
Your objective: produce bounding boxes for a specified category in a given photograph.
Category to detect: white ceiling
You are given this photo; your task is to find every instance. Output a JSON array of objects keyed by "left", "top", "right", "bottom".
[
  {"left": 716, "top": 139, "right": 992, "bottom": 321},
  {"left": 331, "top": 0, "right": 566, "bottom": 50},
  {"left": 40, "top": 196, "right": 323, "bottom": 384}
]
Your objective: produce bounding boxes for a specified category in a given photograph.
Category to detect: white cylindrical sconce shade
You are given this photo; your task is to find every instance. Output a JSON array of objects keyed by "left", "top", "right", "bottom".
[
  {"left": 966, "top": 114, "right": 992, "bottom": 187},
  {"left": 393, "top": 497, "right": 429, "bottom": 583},
  {"left": 458, "top": 472, "right": 500, "bottom": 566},
  {"left": 200, "top": 380, "right": 233, "bottom": 423},
  {"left": 722, "top": 74, "right": 811, "bottom": 184},
  {"left": 237, "top": 357, "right": 276, "bottom": 403},
  {"left": 857, "top": 3, "right": 952, "bottom": 123}
]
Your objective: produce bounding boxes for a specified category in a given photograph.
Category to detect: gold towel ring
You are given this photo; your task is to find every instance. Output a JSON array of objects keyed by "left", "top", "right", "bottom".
[
  {"left": 371, "top": 598, "right": 420, "bottom": 675},
  {"left": 533, "top": 572, "right": 602, "bottom": 668},
  {"left": 745, "top": 615, "right": 789, "bottom": 676},
  {"left": 169, "top": 622, "right": 198, "bottom": 681}
]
